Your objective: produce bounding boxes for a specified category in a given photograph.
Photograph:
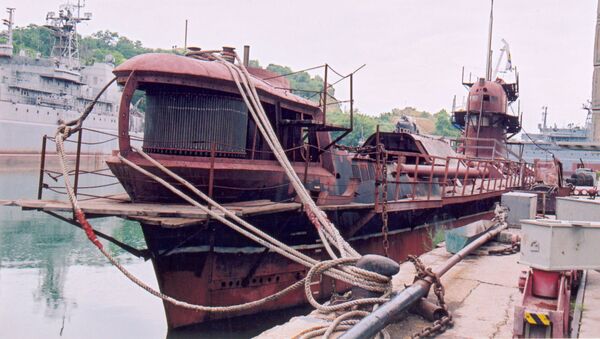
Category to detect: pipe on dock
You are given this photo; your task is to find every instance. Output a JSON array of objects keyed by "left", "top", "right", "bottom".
[
  {"left": 340, "top": 220, "right": 508, "bottom": 339},
  {"left": 410, "top": 298, "right": 449, "bottom": 322}
]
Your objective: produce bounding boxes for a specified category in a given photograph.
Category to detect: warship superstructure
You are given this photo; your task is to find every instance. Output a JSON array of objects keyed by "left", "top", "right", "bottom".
[
  {"left": 0, "top": 4, "right": 139, "bottom": 155},
  {"left": 519, "top": 106, "right": 600, "bottom": 174}
]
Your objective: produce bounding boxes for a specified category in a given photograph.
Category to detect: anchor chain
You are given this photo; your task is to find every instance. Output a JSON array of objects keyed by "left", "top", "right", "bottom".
[
  {"left": 335, "top": 144, "right": 377, "bottom": 154},
  {"left": 408, "top": 255, "right": 453, "bottom": 338},
  {"left": 488, "top": 241, "right": 520, "bottom": 256},
  {"left": 380, "top": 147, "right": 390, "bottom": 257}
]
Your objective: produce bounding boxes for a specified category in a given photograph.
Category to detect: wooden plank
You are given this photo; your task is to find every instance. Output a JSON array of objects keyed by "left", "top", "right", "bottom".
[
  {"left": 240, "top": 202, "right": 301, "bottom": 216},
  {"left": 10, "top": 198, "right": 301, "bottom": 220},
  {"left": 0, "top": 199, "right": 15, "bottom": 206},
  {"left": 129, "top": 216, "right": 207, "bottom": 228},
  {"left": 0, "top": 199, "right": 16, "bottom": 206}
]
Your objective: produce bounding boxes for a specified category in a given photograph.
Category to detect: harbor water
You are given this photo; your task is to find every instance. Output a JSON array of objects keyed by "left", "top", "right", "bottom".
[{"left": 0, "top": 170, "right": 304, "bottom": 338}]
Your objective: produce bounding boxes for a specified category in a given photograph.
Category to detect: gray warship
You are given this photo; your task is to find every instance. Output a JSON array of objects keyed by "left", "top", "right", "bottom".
[
  {"left": 0, "top": 4, "right": 141, "bottom": 156},
  {"left": 518, "top": 105, "right": 600, "bottom": 175}
]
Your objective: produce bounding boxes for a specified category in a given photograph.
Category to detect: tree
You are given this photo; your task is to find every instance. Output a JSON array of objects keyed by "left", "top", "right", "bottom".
[
  {"left": 432, "top": 109, "right": 461, "bottom": 138},
  {"left": 266, "top": 63, "right": 334, "bottom": 102},
  {"left": 12, "top": 25, "right": 54, "bottom": 57}
]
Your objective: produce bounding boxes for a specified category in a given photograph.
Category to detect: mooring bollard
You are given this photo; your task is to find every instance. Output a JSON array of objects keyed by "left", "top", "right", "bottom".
[{"left": 351, "top": 254, "right": 400, "bottom": 300}]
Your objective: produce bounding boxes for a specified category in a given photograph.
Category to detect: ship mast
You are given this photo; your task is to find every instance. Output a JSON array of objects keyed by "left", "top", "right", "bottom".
[
  {"left": 485, "top": 0, "right": 494, "bottom": 81},
  {"left": 0, "top": 8, "right": 14, "bottom": 57},
  {"left": 592, "top": 0, "right": 600, "bottom": 141},
  {"left": 542, "top": 106, "right": 548, "bottom": 130},
  {"left": 45, "top": 1, "right": 92, "bottom": 70}
]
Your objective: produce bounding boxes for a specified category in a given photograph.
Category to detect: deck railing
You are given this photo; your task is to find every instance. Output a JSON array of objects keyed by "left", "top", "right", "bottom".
[
  {"left": 36, "top": 126, "right": 536, "bottom": 211},
  {"left": 373, "top": 147, "right": 535, "bottom": 212}
]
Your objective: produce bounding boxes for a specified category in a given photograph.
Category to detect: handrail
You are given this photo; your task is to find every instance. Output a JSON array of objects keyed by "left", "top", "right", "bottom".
[
  {"left": 372, "top": 145, "right": 534, "bottom": 208},
  {"left": 36, "top": 126, "right": 536, "bottom": 212}
]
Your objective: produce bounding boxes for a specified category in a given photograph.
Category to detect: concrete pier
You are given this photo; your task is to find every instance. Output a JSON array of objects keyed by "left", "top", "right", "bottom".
[
  {"left": 257, "top": 238, "right": 523, "bottom": 338},
  {"left": 257, "top": 232, "right": 600, "bottom": 338},
  {"left": 386, "top": 243, "right": 521, "bottom": 338}
]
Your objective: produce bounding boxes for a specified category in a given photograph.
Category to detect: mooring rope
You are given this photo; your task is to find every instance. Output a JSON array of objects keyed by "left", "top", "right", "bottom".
[
  {"left": 52, "top": 51, "right": 393, "bottom": 334},
  {"left": 57, "top": 128, "right": 387, "bottom": 313},
  {"left": 211, "top": 53, "right": 356, "bottom": 260},
  {"left": 119, "top": 149, "right": 388, "bottom": 292}
]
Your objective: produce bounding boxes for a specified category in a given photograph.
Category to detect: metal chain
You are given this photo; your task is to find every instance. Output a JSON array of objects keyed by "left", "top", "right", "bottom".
[
  {"left": 380, "top": 147, "right": 390, "bottom": 257},
  {"left": 408, "top": 255, "right": 454, "bottom": 338},
  {"left": 335, "top": 144, "right": 377, "bottom": 154},
  {"left": 488, "top": 241, "right": 520, "bottom": 256}
]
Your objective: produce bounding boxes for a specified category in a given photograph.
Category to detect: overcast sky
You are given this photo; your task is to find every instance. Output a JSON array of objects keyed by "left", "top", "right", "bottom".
[{"left": 5, "top": 0, "right": 598, "bottom": 132}]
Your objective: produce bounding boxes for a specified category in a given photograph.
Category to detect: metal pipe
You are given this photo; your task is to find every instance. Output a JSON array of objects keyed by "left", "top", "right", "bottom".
[
  {"left": 375, "top": 125, "right": 381, "bottom": 207},
  {"left": 426, "top": 160, "right": 434, "bottom": 200},
  {"left": 37, "top": 135, "right": 47, "bottom": 200},
  {"left": 44, "top": 211, "right": 151, "bottom": 259},
  {"left": 434, "top": 221, "right": 507, "bottom": 277},
  {"left": 322, "top": 64, "right": 328, "bottom": 126},
  {"left": 441, "top": 158, "right": 449, "bottom": 199},
  {"left": 410, "top": 297, "right": 448, "bottom": 322},
  {"left": 184, "top": 19, "right": 188, "bottom": 51},
  {"left": 341, "top": 282, "right": 429, "bottom": 339},
  {"left": 350, "top": 73, "right": 354, "bottom": 131},
  {"left": 341, "top": 221, "right": 508, "bottom": 339},
  {"left": 485, "top": 0, "right": 494, "bottom": 81},
  {"left": 243, "top": 45, "right": 250, "bottom": 67},
  {"left": 461, "top": 161, "right": 469, "bottom": 196},
  {"left": 208, "top": 142, "right": 216, "bottom": 198}
]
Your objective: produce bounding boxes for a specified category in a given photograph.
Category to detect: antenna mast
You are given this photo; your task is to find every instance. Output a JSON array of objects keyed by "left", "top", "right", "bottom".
[
  {"left": 0, "top": 8, "right": 15, "bottom": 57},
  {"left": 485, "top": 0, "right": 494, "bottom": 81},
  {"left": 542, "top": 106, "right": 548, "bottom": 129},
  {"left": 45, "top": 1, "right": 92, "bottom": 69},
  {"left": 184, "top": 19, "right": 188, "bottom": 51}
]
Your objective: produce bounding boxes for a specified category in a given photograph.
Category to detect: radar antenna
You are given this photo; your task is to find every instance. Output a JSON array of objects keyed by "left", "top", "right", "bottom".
[{"left": 45, "top": 0, "right": 92, "bottom": 69}]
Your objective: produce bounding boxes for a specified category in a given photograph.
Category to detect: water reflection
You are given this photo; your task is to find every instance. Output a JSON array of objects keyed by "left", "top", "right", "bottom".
[
  {"left": 0, "top": 170, "right": 163, "bottom": 338},
  {"left": 0, "top": 170, "right": 302, "bottom": 338}
]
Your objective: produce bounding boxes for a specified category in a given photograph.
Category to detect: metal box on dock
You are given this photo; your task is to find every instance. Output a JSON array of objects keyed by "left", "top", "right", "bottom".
[
  {"left": 556, "top": 197, "right": 600, "bottom": 222},
  {"left": 501, "top": 192, "right": 537, "bottom": 227},
  {"left": 520, "top": 219, "right": 600, "bottom": 271}
]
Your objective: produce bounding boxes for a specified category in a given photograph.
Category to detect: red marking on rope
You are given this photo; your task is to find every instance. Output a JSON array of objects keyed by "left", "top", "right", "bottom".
[
  {"left": 75, "top": 209, "right": 103, "bottom": 249},
  {"left": 305, "top": 208, "right": 321, "bottom": 229}
]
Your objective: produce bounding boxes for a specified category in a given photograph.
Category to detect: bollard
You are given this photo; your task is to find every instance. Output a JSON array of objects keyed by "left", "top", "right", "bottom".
[
  {"left": 351, "top": 254, "right": 400, "bottom": 300},
  {"left": 341, "top": 221, "right": 509, "bottom": 339}
]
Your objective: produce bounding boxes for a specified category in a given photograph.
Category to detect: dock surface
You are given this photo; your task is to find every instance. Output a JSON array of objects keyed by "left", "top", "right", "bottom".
[
  {"left": 387, "top": 243, "right": 521, "bottom": 338},
  {"left": 259, "top": 232, "right": 600, "bottom": 338},
  {"left": 258, "top": 239, "right": 522, "bottom": 338}
]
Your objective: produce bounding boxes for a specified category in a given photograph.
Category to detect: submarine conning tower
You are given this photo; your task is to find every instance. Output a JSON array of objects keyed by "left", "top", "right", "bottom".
[{"left": 452, "top": 77, "right": 521, "bottom": 159}]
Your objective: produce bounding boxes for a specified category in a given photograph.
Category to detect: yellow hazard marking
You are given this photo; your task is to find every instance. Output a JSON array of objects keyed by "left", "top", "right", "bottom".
[
  {"left": 524, "top": 311, "right": 551, "bottom": 326},
  {"left": 524, "top": 312, "right": 537, "bottom": 325},
  {"left": 537, "top": 313, "right": 551, "bottom": 326}
]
